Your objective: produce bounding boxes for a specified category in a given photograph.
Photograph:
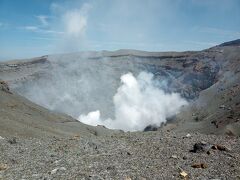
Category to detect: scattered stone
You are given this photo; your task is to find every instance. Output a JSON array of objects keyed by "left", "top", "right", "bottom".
[
  {"left": 125, "top": 177, "right": 132, "bottom": 180},
  {"left": 212, "top": 145, "right": 230, "bottom": 151},
  {"left": 53, "top": 160, "right": 61, "bottom": 164},
  {"left": 179, "top": 170, "right": 188, "bottom": 179},
  {"left": 190, "top": 142, "right": 211, "bottom": 153},
  {"left": 51, "top": 168, "right": 58, "bottom": 175},
  {"left": 211, "top": 145, "right": 218, "bottom": 150},
  {"left": 0, "top": 164, "right": 8, "bottom": 171},
  {"left": 211, "top": 120, "right": 218, "bottom": 128},
  {"left": 69, "top": 134, "right": 80, "bottom": 140},
  {"left": 192, "top": 163, "right": 208, "bottom": 169},
  {"left": 89, "top": 175, "right": 104, "bottom": 180},
  {"left": 225, "top": 130, "right": 235, "bottom": 136},
  {"left": 144, "top": 125, "right": 158, "bottom": 132},
  {"left": 186, "top": 134, "right": 191, "bottom": 138},
  {"left": 50, "top": 167, "right": 66, "bottom": 175},
  {"left": 183, "top": 156, "right": 187, "bottom": 160},
  {"left": 10, "top": 158, "right": 17, "bottom": 164},
  {"left": 127, "top": 151, "right": 131, "bottom": 155},
  {"left": 219, "top": 105, "right": 226, "bottom": 109},
  {"left": 59, "top": 167, "right": 66, "bottom": 171},
  {"left": 194, "top": 116, "right": 199, "bottom": 121},
  {"left": 171, "top": 155, "right": 178, "bottom": 159},
  {"left": 97, "top": 125, "right": 107, "bottom": 129},
  {"left": 0, "top": 136, "right": 4, "bottom": 140},
  {"left": 32, "top": 174, "right": 40, "bottom": 177},
  {"left": 106, "top": 166, "right": 115, "bottom": 170},
  {"left": 7, "top": 137, "right": 17, "bottom": 144},
  {"left": 50, "top": 154, "right": 56, "bottom": 158}
]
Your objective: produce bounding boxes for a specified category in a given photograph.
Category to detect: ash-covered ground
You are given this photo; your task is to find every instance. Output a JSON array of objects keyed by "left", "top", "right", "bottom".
[{"left": 0, "top": 131, "right": 239, "bottom": 179}]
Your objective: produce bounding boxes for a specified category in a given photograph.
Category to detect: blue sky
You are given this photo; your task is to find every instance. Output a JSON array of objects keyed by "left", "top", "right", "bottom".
[{"left": 0, "top": 0, "right": 239, "bottom": 60}]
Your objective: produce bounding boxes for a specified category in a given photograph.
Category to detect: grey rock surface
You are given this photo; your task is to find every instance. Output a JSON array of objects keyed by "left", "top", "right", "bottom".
[{"left": 0, "top": 131, "right": 239, "bottom": 179}]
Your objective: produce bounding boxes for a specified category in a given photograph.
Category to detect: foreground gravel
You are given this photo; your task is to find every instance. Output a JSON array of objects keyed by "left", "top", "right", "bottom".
[{"left": 0, "top": 130, "right": 239, "bottom": 180}]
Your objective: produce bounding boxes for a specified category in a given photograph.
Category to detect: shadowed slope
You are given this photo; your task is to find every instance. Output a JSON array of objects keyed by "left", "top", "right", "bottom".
[{"left": 0, "top": 82, "right": 119, "bottom": 138}]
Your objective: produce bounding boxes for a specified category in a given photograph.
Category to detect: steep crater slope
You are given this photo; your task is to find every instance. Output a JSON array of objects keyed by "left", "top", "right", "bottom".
[
  {"left": 0, "top": 80, "right": 119, "bottom": 138},
  {"left": 172, "top": 41, "right": 240, "bottom": 136}
]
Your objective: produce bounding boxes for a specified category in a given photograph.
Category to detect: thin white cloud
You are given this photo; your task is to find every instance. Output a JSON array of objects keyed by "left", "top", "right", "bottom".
[
  {"left": 32, "top": 37, "right": 59, "bottom": 41},
  {"left": 36, "top": 15, "right": 49, "bottom": 26},
  {"left": 23, "top": 26, "right": 39, "bottom": 31},
  {"left": 21, "top": 2, "right": 92, "bottom": 52},
  {"left": 50, "top": 2, "right": 64, "bottom": 13},
  {"left": 22, "top": 26, "right": 63, "bottom": 35},
  {"left": 38, "top": 29, "right": 64, "bottom": 35}
]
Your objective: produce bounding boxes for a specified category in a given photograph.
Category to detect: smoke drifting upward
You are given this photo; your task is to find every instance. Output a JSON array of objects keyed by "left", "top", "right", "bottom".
[
  {"left": 49, "top": 2, "right": 92, "bottom": 52},
  {"left": 78, "top": 72, "right": 187, "bottom": 131},
  {"left": 16, "top": 54, "right": 188, "bottom": 132}
]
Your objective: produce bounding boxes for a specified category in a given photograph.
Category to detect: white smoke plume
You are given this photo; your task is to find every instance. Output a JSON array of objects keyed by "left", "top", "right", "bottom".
[
  {"left": 17, "top": 54, "right": 188, "bottom": 132},
  {"left": 56, "top": 3, "right": 92, "bottom": 51},
  {"left": 78, "top": 72, "right": 187, "bottom": 131},
  {"left": 61, "top": 3, "right": 91, "bottom": 39}
]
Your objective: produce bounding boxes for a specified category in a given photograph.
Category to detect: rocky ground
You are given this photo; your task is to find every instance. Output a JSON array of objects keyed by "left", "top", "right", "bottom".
[{"left": 0, "top": 131, "right": 239, "bottom": 180}]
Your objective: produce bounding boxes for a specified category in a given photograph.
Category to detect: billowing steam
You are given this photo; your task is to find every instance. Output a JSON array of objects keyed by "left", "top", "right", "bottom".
[
  {"left": 78, "top": 72, "right": 187, "bottom": 131},
  {"left": 17, "top": 55, "right": 188, "bottom": 132}
]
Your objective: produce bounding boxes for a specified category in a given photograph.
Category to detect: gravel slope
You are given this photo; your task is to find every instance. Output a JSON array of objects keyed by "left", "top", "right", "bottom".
[{"left": 0, "top": 131, "right": 239, "bottom": 179}]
